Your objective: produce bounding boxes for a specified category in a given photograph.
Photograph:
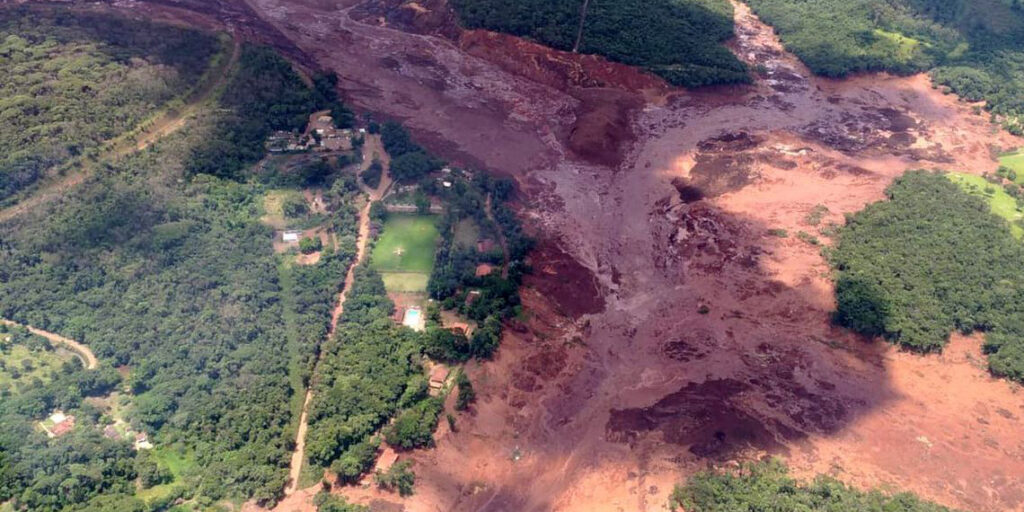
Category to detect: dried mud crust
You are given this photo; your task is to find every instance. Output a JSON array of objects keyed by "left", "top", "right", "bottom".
[{"left": 51, "top": 0, "right": 1024, "bottom": 510}]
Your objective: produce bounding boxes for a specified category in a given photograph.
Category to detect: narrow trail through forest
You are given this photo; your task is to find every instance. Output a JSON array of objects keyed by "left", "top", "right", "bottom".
[
  {"left": 285, "top": 135, "right": 392, "bottom": 496},
  {"left": 0, "top": 35, "right": 242, "bottom": 224},
  {"left": 0, "top": 319, "right": 98, "bottom": 370}
]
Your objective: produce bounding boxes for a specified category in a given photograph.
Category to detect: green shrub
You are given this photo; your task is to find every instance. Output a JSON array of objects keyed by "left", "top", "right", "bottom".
[
  {"left": 375, "top": 460, "right": 415, "bottom": 497},
  {"left": 299, "top": 237, "right": 323, "bottom": 254},
  {"left": 669, "top": 459, "right": 957, "bottom": 512}
]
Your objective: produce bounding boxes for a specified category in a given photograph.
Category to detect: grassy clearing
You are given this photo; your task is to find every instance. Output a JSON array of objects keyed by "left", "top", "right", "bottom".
[
  {"left": 948, "top": 172, "right": 1024, "bottom": 238},
  {"left": 0, "top": 343, "right": 74, "bottom": 393},
  {"left": 372, "top": 215, "right": 440, "bottom": 274},
  {"left": 260, "top": 189, "right": 304, "bottom": 229},
  {"left": 453, "top": 218, "right": 481, "bottom": 250},
  {"left": 136, "top": 446, "right": 197, "bottom": 504},
  {"left": 1000, "top": 149, "right": 1024, "bottom": 182}
]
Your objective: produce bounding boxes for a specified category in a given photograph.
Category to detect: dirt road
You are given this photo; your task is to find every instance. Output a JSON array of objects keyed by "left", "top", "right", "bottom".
[
  {"left": 1, "top": 319, "right": 98, "bottom": 370},
  {"left": 284, "top": 137, "right": 392, "bottom": 497},
  {"left": 0, "top": 35, "right": 241, "bottom": 224}
]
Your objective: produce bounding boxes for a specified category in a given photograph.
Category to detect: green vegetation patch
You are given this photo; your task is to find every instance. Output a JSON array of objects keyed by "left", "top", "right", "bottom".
[
  {"left": 450, "top": 0, "right": 749, "bottom": 87},
  {"left": 0, "top": 41, "right": 359, "bottom": 509},
  {"left": 746, "top": 0, "right": 1024, "bottom": 134},
  {"left": 0, "top": 327, "right": 76, "bottom": 395},
  {"left": 669, "top": 459, "right": 957, "bottom": 512},
  {"left": 831, "top": 170, "right": 1024, "bottom": 381},
  {"left": 948, "top": 172, "right": 1024, "bottom": 238},
  {"left": 382, "top": 273, "right": 432, "bottom": 293},
  {"left": 372, "top": 214, "right": 441, "bottom": 275},
  {"left": 0, "top": 8, "right": 221, "bottom": 203},
  {"left": 999, "top": 148, "right": 1024, "bottom": 180}
]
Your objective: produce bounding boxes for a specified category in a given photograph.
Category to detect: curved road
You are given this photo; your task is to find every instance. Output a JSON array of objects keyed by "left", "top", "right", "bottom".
[{"left": 1, "top": 319, "right": 98, "bottom": 370}]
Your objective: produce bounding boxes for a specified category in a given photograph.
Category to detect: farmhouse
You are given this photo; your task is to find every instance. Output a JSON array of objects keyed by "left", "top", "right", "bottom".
[
  {"left": 475, "top": 263, "right": 494, "bottom": 277},
  {"left": 41, "top": 411, "right": 75, "bottom": 438},
  {"left": 282, "top": 230, "right": 302, "bottom": 242}
]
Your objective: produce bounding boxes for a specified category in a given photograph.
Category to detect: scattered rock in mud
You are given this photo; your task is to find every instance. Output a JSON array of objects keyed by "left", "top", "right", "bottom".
[
  {"left": 665, "top": 203, "right": 760, "bottom": 273},
  {"left": 569, "top": 89, "right": 643, "bottom": 167},
  {"left": 660, "top": 329, "right": 714, "bottom": 362},
  {"left": 697, "top": 131, "right": 763, "bottom": 153},
  {"left": 606, "top": 379, "right": 788, "bottom": 458},
  {"left": 524, "top": 241, "right": 605, "bottom": 319},
  {"left": 350, "top": 0, "right": 461, "bottom": 38}
]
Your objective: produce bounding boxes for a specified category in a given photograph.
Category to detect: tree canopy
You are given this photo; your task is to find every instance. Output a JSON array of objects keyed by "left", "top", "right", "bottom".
[{"left": 831, "top": 170, "right": 1024, "bottom": 381}]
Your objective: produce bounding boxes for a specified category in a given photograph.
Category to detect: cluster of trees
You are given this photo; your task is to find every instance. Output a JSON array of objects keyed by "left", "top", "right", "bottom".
[
  {"left": 380, "top": 122, "right": 443, "bottom": 183},
  {"left": 0, "top": 35, "right": 362, "bottom": 510},
  {"left": 669, "top": 459, "right": 956, "bottom": 511},
  {"left": 302, "top": 265, "right": 437, "bottom": 483},
  {"left": 746, "top": 0, "right": 1024, "bottom": 134},
  {"left": 426, "top": 173, "right": 532, "bottom": 362},
  {"left": 0, "top": 8, "right": 220, "bottom": 203},
  {"left": 450, "top": 0, "right": 750, "bottom": 87},
  {"left": 830, "top": 170, "right": 1024, "bottom": 381},
  {"left": 187, "top": 46, "right": 354, "bottom": 179}
]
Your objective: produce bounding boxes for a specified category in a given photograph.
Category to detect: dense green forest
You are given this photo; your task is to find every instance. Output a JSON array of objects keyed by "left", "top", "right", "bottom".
[
  {"left": 0, "top": 9, "right": 221, "bottom": 203},
  {"left": 0, "top": 25, "right": 358, "bottom": 510},
  {"left": 449, "top": 0, "right": 749, "bottom": 87},
  {"left": 830, "top": 170, "right": 1024, "bottom": 381},
  {"left": 669, "top": 459, "right": 956, "bottom": 511},
  {"left": 303, "top": 265, "right": 431, "bottom": 482},
  {"left": 746, "top": 0, "right": 1024, "bottom": 134}
]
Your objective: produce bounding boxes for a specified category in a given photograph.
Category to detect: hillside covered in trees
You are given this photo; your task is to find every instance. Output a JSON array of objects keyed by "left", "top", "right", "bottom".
[
  {"left": 450, "top": 0, "right": 750, "bottom": 87},
  {"left": 747, "top": 0, "right": 1024, "bottom": 134},
  {"left": 0, "top": 12, "right": 359, "bottom": 508},
  {"left": 0, "top": 8, "right": 222, "bottom": 204},
  {"left": 830, "top": 171, "right": 1024, "bottom": 381}
]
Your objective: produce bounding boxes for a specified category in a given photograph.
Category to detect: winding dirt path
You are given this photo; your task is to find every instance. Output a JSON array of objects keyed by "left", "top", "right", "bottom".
[
  {"left": 0, "top": 35, "right": 241, "bottom": 224},
  {"left": 285, "top": 135, "right": 392, "bottom": 496},
  {"left": 1, "top": 319, "right": 98, "bottom": 370}
]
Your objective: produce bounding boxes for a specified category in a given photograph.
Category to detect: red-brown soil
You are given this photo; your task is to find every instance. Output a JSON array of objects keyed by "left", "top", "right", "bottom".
[{"left": 22, "top": 0, "right": 1024, "bottom": 510}]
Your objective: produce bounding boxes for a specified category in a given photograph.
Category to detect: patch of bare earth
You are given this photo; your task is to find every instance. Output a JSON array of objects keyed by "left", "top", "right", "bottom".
[{"left": 36, "top": 0, "right": 1024, "bottom": 510}]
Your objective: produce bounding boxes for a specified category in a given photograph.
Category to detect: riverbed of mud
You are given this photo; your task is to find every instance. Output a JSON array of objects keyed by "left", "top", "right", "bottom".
[{"left": 16, "top": 0, "right": 1024, "bottom": 510}]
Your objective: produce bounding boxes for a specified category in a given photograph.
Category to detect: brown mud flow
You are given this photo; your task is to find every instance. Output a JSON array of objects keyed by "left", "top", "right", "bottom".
[{"left": 24, "top": 0, "right": 1024, "bottom": 511}]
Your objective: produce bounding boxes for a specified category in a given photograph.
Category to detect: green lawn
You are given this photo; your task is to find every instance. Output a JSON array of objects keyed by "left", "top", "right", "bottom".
[
  {"left": 372, "top": 215, "right": 440, "bottom": 273},
  {"left": 949, "top": 172, "right": 1024, "bottom": 238},
  {"left": 382, "top": 272, "right": 432, "bottom": 292},
  {"left": 1000, "top": 149, "right": 1024, "bottom": 182}
]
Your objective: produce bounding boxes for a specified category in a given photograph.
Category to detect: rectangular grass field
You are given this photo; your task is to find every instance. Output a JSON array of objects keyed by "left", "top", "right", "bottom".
[{"left": 372, "top": 214, "right": 440, "bottom": 292}]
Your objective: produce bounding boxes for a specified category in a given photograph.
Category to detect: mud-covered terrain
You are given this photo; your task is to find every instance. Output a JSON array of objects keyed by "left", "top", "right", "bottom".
[{"left": 12, "top": 0, "right": 1024, "bottom": 510}]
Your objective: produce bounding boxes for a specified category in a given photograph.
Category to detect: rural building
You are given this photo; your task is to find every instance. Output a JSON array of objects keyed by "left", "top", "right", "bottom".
[
  {"left": 41, "top": 411, "right": 75, "bottom": 438},
  {"left": 429, "top": 365, "right": 450, "bottom": 392},
  {"left": 475, "top": 263, "right": 494, "bottom": 277},
  {"left": 282, "top": 230, "right": 301, "bottom": 242},
  {"left": 134, "top": 432, "right": 153, "bottom": 451}
]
